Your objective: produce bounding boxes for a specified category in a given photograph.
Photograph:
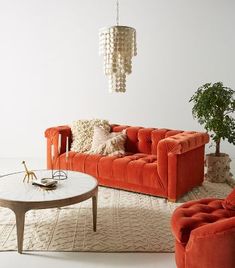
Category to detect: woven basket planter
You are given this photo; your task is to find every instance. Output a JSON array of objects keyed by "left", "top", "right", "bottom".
[{"left": 205, "top": 153, "right": 232, "bottom": 183}]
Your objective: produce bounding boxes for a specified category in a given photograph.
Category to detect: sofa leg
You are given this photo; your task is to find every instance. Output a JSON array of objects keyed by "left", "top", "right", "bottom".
[{"left": 168, "top": 198, "right": 176, "bottom": 202}]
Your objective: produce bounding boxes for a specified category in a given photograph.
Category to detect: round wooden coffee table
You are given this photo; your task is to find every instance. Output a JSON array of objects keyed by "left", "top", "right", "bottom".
[{"left": 0, "top": 170, "right": 98, "bottom": 254}]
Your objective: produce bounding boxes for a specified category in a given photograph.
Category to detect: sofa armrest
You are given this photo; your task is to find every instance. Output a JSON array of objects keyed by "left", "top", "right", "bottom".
[
  {"left": 158, "top": 131, "right": 209, "bottom": 155},
  {"left": 45, "top": 126, "right": 72, "bottom": 169},
  {"left": 185, "top": 218, "right": 235, "bottom": 268},
  {"left": 157, "top": 131, "right": 209, "bottom": 201}
]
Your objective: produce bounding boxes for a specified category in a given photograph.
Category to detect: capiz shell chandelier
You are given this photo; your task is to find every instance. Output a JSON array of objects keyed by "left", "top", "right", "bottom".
[{"left": 99, "top": 0, "right": 137, "bottom": 93}]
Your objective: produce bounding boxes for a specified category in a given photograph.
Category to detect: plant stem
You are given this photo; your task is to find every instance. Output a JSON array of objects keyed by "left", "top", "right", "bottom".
[{"left": 215, "top": 139, "right": 220, "bottom": 156}]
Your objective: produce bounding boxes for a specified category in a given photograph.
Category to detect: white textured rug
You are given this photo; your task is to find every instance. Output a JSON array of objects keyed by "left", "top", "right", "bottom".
[{"left": 0, "top": 182, "right": 233, "bottom": 252}]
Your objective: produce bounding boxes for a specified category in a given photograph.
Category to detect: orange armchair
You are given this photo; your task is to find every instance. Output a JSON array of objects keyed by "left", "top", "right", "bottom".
[
  {"left": 171, "top": 197, "right": 235, "bottom": 268},
  {"left": 45, "top": 124, "right": 209, "bottom": 201}
]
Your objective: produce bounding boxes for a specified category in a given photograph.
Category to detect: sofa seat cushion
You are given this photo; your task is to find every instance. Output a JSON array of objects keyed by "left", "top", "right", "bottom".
[
  {"left": 98, "top": 153, "right": 158, "bottom": 184},
  {"left": 57, "top": 152, "right": 167, "bottom": 195},
  {"left": 171, "top": 198, "right": 235, "bottom": 244}
]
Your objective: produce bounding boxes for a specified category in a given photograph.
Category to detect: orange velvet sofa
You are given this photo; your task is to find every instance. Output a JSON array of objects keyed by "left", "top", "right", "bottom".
[
  {"left": 171, "top": 196, "right": 235, "bottom": 268},
  {"left": 45, "top": 124, "right": 209, "bottom": 201}
]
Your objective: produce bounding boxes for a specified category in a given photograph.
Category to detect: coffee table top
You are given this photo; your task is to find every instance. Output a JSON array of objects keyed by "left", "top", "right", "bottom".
[{"left": 0, "top": 170, "right": 98, "bottom": 203}]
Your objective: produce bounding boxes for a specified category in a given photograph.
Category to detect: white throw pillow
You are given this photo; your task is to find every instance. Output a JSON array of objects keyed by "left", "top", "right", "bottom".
[
  {"left": 70, "top": 119, "right": 110, "bottom": 153},
  {"left": 89, "top": 126, "right": 126, "bottom": 156}
]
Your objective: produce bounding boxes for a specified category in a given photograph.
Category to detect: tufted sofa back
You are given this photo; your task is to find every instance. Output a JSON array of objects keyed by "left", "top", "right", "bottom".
[{"left": 111, "top": 124, "right": 183, "bottom": 155}]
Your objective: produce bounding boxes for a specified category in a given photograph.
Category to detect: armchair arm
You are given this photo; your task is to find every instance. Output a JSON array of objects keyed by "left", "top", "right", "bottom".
[
  {"left": 45, "top": 126, "right": 72, "bottom": 169},
  {"left": 185, "top": 218, "right": 235, "bottom": 268},
  {"left": 190, "top": 217, "right": 235, "bottom": 238},
  {"left": 157, "top": 131, "right": 209, "bottom": 201}
]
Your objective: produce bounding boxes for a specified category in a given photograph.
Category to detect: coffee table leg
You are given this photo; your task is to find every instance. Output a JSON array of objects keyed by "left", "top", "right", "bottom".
[
  {"left": 92, "top": 191, "right": 98, "bottom": 232},
  {"left": 14, "top": 210, "right": 26, "bottom": 254}
]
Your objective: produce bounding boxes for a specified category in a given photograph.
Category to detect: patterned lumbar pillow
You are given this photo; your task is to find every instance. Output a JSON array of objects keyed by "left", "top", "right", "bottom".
[
  {"left": 71, "top": 119, "right": 110, "bottom": 153},
  {"left": 89, "top": 126, "right": 126, "bottom": 156}
]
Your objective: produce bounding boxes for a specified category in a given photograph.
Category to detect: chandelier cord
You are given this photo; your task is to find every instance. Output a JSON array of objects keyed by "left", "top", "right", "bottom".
[{"left": 116, "top": 0, "right": 119, "bottom": 26}]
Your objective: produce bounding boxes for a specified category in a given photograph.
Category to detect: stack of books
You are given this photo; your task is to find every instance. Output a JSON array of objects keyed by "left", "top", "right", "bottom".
[{"left": 32, "top": 178, "right": 58, "bottom": 190}]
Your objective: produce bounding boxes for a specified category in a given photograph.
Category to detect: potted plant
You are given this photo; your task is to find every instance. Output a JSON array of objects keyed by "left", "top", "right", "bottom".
[{"left": 190, "top": 82, "right": 235, "bottom": 182}]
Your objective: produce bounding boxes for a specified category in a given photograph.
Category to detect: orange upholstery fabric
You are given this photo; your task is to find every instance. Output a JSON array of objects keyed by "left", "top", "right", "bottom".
[
  {"left": 45, "top": 125, "right": 71, "bottom": 169},
  {"left": 55, "top": 151, "right": 166, "bottom": 197},
  {"left": 222, "top": 188, "right": 235, "bottom": 210},
  {"left": 171, "top": 197, "right": 235, "bottom": 268},
  {"left": 45, "top": 124, "right": 209, "bottom": 200}
]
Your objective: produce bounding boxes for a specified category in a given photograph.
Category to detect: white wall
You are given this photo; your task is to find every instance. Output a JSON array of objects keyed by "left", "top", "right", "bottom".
[{"left": 0, "top": 0, "right": 234, "bottom": 159}]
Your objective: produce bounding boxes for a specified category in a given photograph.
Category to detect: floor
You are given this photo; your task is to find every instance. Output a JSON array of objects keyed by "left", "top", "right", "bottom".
[
  {"left": 0, "top": 252, "right": 175, "bottom": 268},
  {"left": 0, "top": 157, "right": 176, "bottom": 268},
  {"left": 0, "top": 157, "right": 234, "bottom": 268}
]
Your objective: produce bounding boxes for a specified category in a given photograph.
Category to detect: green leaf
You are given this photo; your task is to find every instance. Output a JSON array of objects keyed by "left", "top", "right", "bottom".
[{"left": 189, "top": 82, "right": 235, "bottom": 154}]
